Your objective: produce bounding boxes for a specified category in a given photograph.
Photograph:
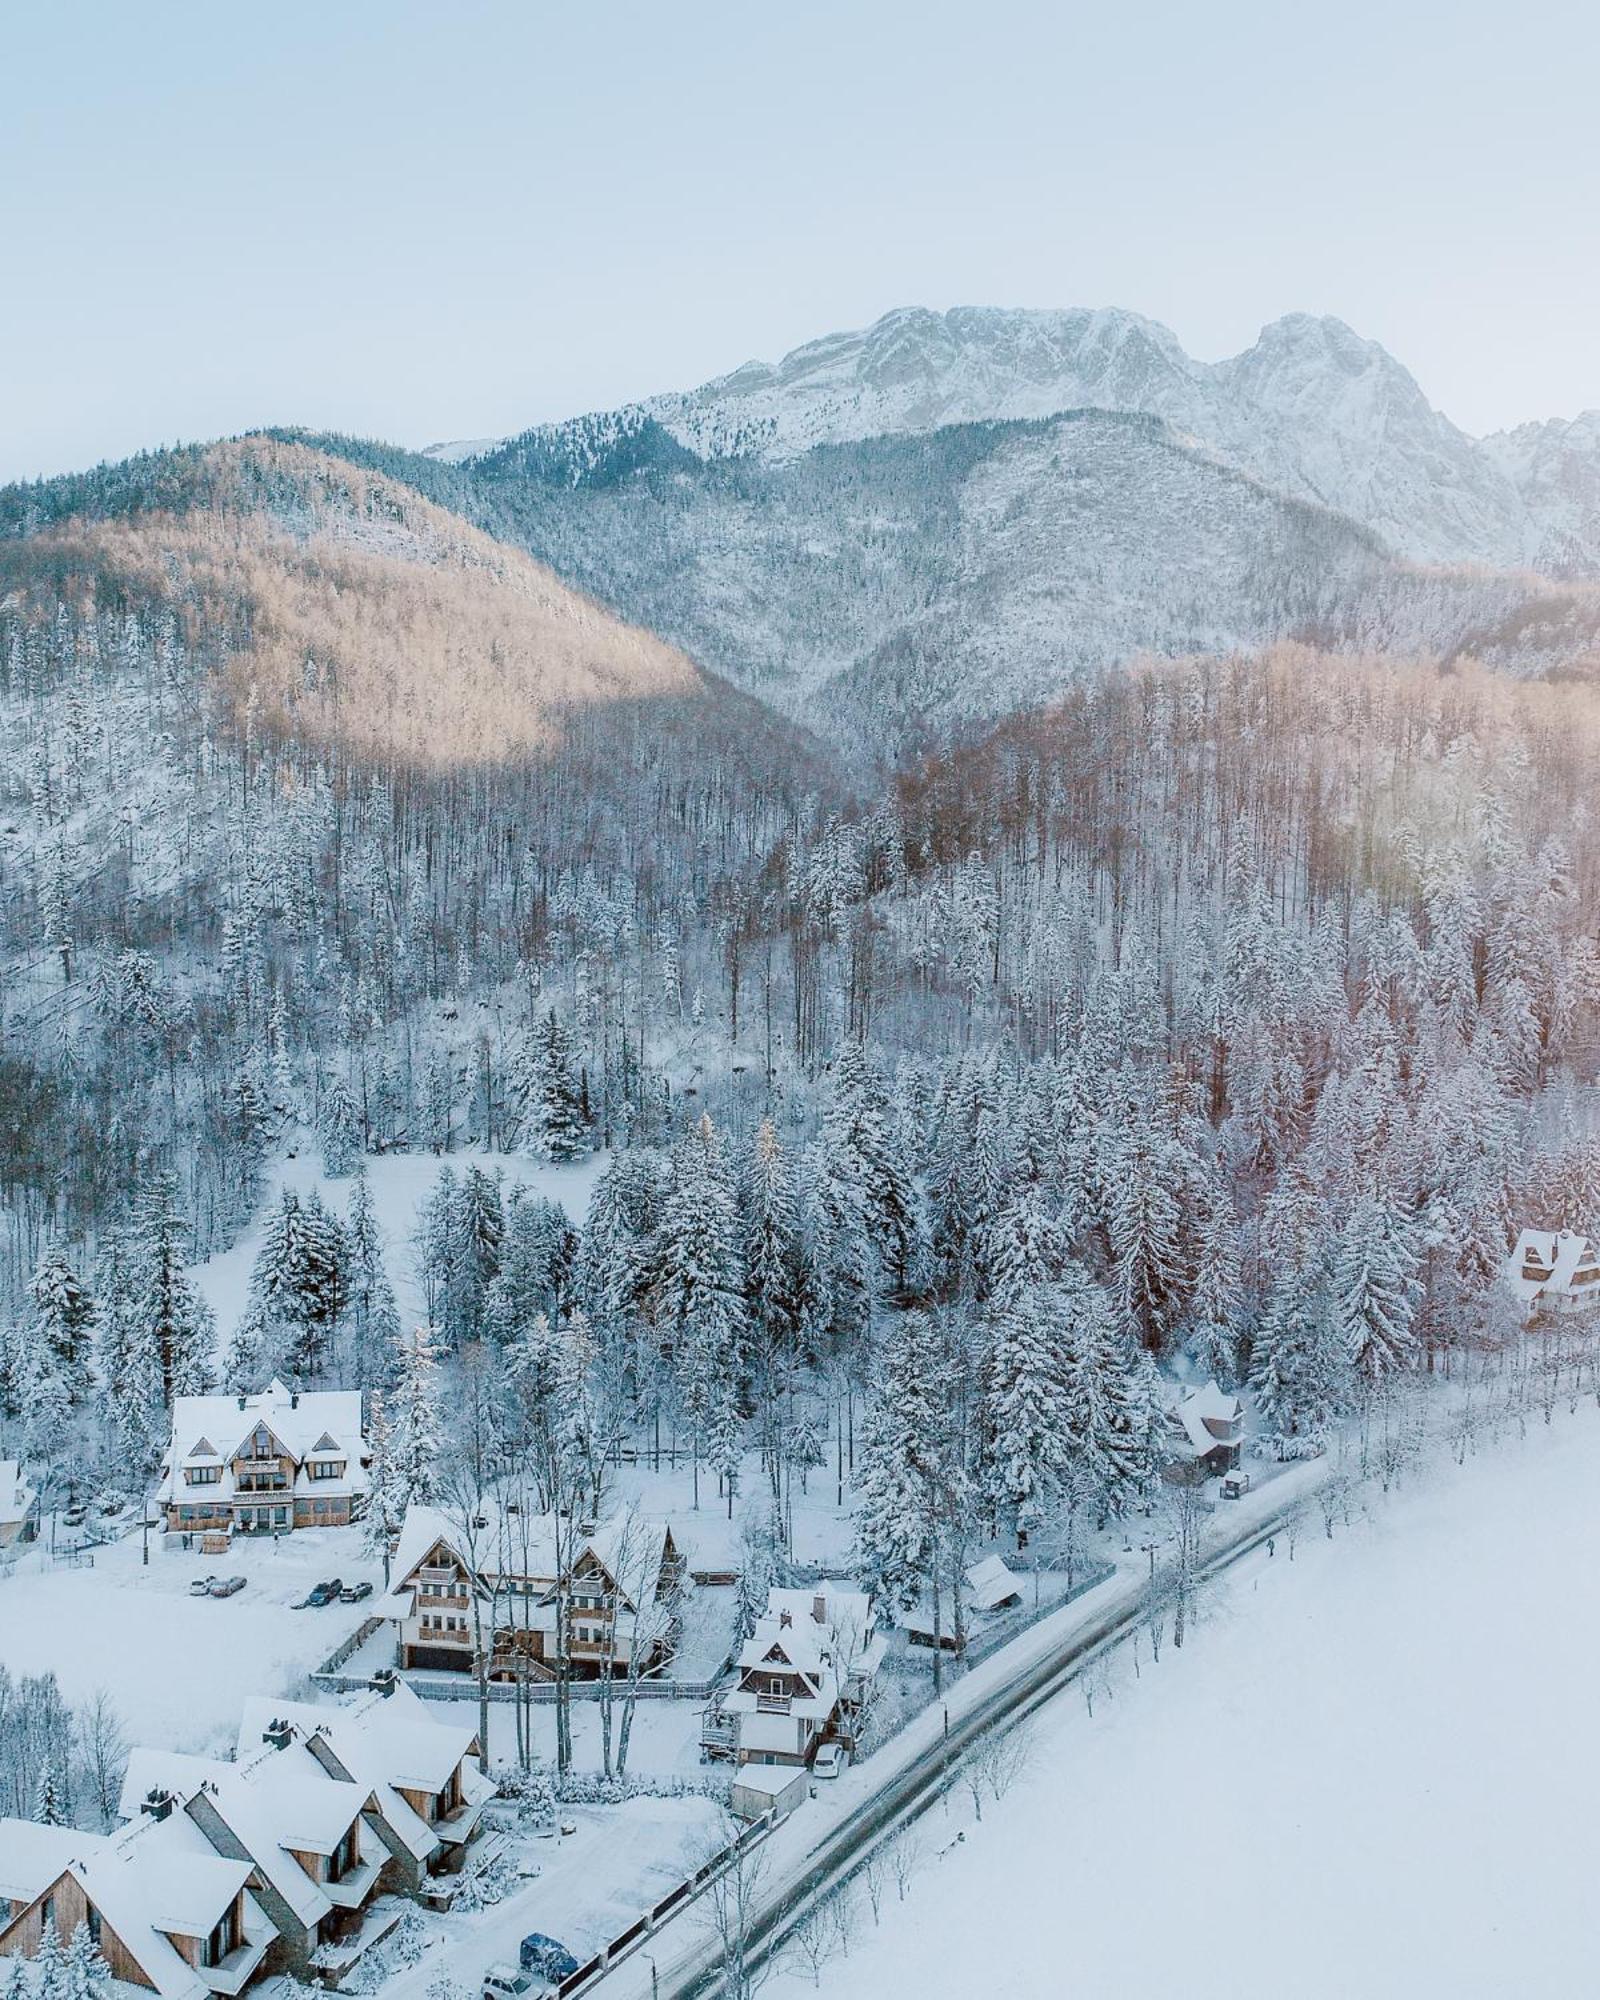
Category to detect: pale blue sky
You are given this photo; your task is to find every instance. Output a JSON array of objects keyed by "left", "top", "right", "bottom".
[{"left": 5, "top": 0, "right": 1598, "bottom": 482}]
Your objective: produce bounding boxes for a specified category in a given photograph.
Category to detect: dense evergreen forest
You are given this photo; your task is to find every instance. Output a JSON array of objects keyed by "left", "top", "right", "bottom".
[{"left": 3, "top": 436, "right": 1600, "bottom": 1629}]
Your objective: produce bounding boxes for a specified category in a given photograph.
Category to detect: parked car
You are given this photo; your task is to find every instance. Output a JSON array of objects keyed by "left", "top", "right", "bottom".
[
  {"left": 1220, "top": 1468, "right": 1252, "bottom": 1500},
  {"left": 482, "top": 1965, "right": 533, "bottom": 2000},
  {"left": 812, "top": 1741, "right": 848, "bottom": 1780},
  {"left": 208, "top": 1575, "right": 247, "bottom": 1598},
  {"left": 296, "top": 1580, "right": 342, "bottom": 1608},
  {"left": 340, "top": 1581, "right": 373, "bottom": 1603},
  {"left": 62, "top": 1506, "right": 87, "bottom": 1529},
  {"left": 189, "top": 1575, "right": 218, "bottom": 1597},
  {"left": 520, "top": 1936, "right": 579, "bottom": 1982}
]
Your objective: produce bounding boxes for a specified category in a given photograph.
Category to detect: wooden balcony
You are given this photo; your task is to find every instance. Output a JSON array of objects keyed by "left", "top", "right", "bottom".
[{"left": 756, "top": 1692, "right": 793, "bottom": 1714}]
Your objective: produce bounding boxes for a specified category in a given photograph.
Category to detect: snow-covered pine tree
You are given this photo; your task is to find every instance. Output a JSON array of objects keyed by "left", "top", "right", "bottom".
[
  {"left": 346, "top": 1165, "right": 399, "bottom": 1387},
  {"left": 1332, "top": 1193, "right": 1423, "bottom": 1386},
  {"left": 854, "top": 1310, "right": 959, "bottom": 1615},
  {"left": 387, "top": 1325, "right": 444, "bottom": 1511},
  {"left": 454, "top": 1165, "right": 505, "bottom": 1342},
  {"left": 984, "top": 1187, "right": 1060, "bottom": 1315},
  {"left": 1250, "top": 1271, "right": 1347, "bottom": 1451},
  {"left": 319, "top": 1071, "right": 364, "bottom": 1176},
  {"left": 32, "top": 1919, "right": 70, "bottom": 2000},
  {"left": 1184, "top": 1177, "right": 1243, "bottom": 1385},
  {"left": 130, "top": 1175, "right": 214, "bottom": 1420},
  {"left": 34, "top": 1759, "right": 67, "bottom": 1825},
  {"left": 822, "top": 1041, "right": 919, "bottom": 1293},
  {"left": 982, "top": 1282, "right": 1071, "bottom": 1546},
  {"left": 27, "top": 1243, "right": 96, "bottom": 1406},
  {"left": 510, "top": 1011, "right": 588, "bottom": 1162},
  {"left": 1058, "top": 1260, "right": 1155, "bottom": 1520},
  {"left": 63, "top": 1919, "right": 114, "bottom": 2000},
  {"left": 361, "top": 1389, "right": 405, "bottom": 1583},
  {"left": 488, "top": 1191, "right": 575, "bottom": 1344},
  {"left": 1107, "top": 1120, "right": 1187, "bottom": 1354},
  {"left": 743, "top": 1117, "right": 801, "bottom": 1356},
  {"left": 655, "top": 1116, "right": 746, "bottom": 1508}
]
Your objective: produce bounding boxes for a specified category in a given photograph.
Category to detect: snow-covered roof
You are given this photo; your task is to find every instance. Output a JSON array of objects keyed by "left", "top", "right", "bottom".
[
  {"left": 966, "top": 1554, "right": 1023, "bottom": 1611},
  {"left": 732, "top": 1710, "right": 809, "bottom": 1754},
  {"left": 0, "top": 1812, "right": 264, "bottom": 2000},
  {"left": 739, "top": 1617, "right": 827, "bottom": 1682},
  {"left": 158, "top": 1380, "right": 368, "bottom": 1506},
  {"left": 1168, "top": 1379, "right": 1245, "bottom": 1459},
  {"left": 0, "top": 1817, "right": 92, "bottom": 1905},
  {"left": 235, "top": 1682, "right": 485, "bottom": 1807},
  {"left": 0, "top": 1459, "right": 36, "bottom": 1527},
  {"left": 390, "top": 1501, "right": 673, "bottom": 1608},
  {"left": 730, "top": 1763, "right": 807, "bottom": 1798},
  {"left": 119, "top": 1733, "right": 367, "bottom": 1933},
  {"left": 1506, "top": 1228, "right": 1600, "bottom": 1304}
]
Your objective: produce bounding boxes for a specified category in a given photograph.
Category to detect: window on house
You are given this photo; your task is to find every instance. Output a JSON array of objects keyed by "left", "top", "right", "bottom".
[{"left": 201, "top": 1911, "right": 232, "bottom": 1966}]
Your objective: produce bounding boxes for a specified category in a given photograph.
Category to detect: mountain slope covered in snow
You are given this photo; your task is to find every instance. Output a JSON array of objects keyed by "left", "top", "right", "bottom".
[
  {"left": 359, "top": 409, "right": 1600, "bottom": 740},
  {"left": 433, "top": 304, "right": 1600, "bottom": 577}
]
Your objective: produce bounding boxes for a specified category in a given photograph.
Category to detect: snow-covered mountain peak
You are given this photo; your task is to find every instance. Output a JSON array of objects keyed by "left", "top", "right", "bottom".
[{"left": 429, "top": 303, "right": 1600, "bottom": 577}]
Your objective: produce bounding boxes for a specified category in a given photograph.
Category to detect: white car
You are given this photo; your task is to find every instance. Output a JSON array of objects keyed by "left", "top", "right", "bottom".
[
  {"left": 812, "top": 1742, "right": 848, "bottom": 1780},
  {"left": 482, "top": 1966, "right": 533, "bottom": 2000}
]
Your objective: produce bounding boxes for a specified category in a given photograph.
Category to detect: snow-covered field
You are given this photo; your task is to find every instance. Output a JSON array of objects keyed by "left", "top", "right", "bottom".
[
  {"left": 0, "top": 1524, "right": 381, "bottom": 1753},
  {"left": 765, "top": 1415, "right": 1600, "bottom": 2000}
]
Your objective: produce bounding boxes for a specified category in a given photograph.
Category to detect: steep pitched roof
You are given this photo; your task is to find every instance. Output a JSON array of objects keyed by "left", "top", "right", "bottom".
[
  {"left": 0, "top": 1811, "right": 264, "bottom": 2000},
  {"left": 168, "top": 1380, "right": 365, "bottom": 1468}
]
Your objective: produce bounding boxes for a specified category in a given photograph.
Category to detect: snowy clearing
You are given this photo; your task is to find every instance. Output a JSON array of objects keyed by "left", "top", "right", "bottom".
[
  {"left": 0, "top": 1523, "right": 382, "bottom": 1753},
  {"left": 764, "top": 1415, "right": 1600, "bottom": 2000}
]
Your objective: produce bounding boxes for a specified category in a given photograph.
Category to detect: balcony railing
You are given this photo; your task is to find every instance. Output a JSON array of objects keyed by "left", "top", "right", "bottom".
[{"left": 755, "top": 1692, "right": 792, "bottom": 1714}]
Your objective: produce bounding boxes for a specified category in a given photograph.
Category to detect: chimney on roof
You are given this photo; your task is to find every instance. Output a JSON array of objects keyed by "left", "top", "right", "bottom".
[
  {"left": 812, "top": 1593, "right": 827, "bottom": 1624},
  {"left": 141, "top": 1789, "right": 175, "bottom": 1822},
  {"left": 290, "top": 1391, "right": 300, "bottom": 1409},
  {"left": 237, "top": 1395, "right": 247, "bottom": 1410},
  {"left": 263, "top": 1718, "right": 292, "bottom": 1751},
  {"left": 778, "top": 1609, "right": 792, "bottom": 1629},
  {"left": 370, "top": 1668, "right": 399, "bottom": 1699}
]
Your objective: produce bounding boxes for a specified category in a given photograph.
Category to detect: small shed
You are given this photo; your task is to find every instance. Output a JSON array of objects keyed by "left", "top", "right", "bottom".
[
  {"left": 901, "top": 1596, "right": 965, "bottom": 1652},
  {"left": 729, "top": 1764, "right": 809, "bottom": 1822},
  {"left": 965, "top": 1555, "right": 1023, "bottom": 1614}
]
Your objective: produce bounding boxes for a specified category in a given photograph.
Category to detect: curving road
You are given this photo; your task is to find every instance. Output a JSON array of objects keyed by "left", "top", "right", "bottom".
[{"left": 590, "top": 1463, "right": 1327, "bottom": 2000}]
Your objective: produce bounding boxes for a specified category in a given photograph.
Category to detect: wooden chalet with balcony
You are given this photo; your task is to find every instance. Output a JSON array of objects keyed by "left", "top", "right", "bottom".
[
  {"left": 385, "top": 1502, "right": 682, "bottom": 1680},
  {"left": 707, "top": 1582, "right": 883, "bottom": 1769},
  {"left": 156, "top": 1381, "right": 370, "bottom": 1540}
]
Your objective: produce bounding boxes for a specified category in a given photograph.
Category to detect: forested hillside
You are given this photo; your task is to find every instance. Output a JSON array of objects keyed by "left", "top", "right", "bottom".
[
  {"left": 290, "top": 415, "right": 1600, "bottom": 744},
  {"left": 4, "top": 427, "right": 1600, "bottom": 1580}
]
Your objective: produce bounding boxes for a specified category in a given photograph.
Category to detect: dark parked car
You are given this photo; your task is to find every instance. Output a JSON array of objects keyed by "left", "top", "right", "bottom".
[
  {"left": 297, "top": 1579, "right": 343, "bottom": 1608},
  {"left": 520, "top": 1937, "right": 579, "bottom": 1983},
  {"left": 208, "top": 1575, "right": 247, "bottom": 1598},
  {"left": 340, "top": 1581, "right": 373, "bottom": 1603}
]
